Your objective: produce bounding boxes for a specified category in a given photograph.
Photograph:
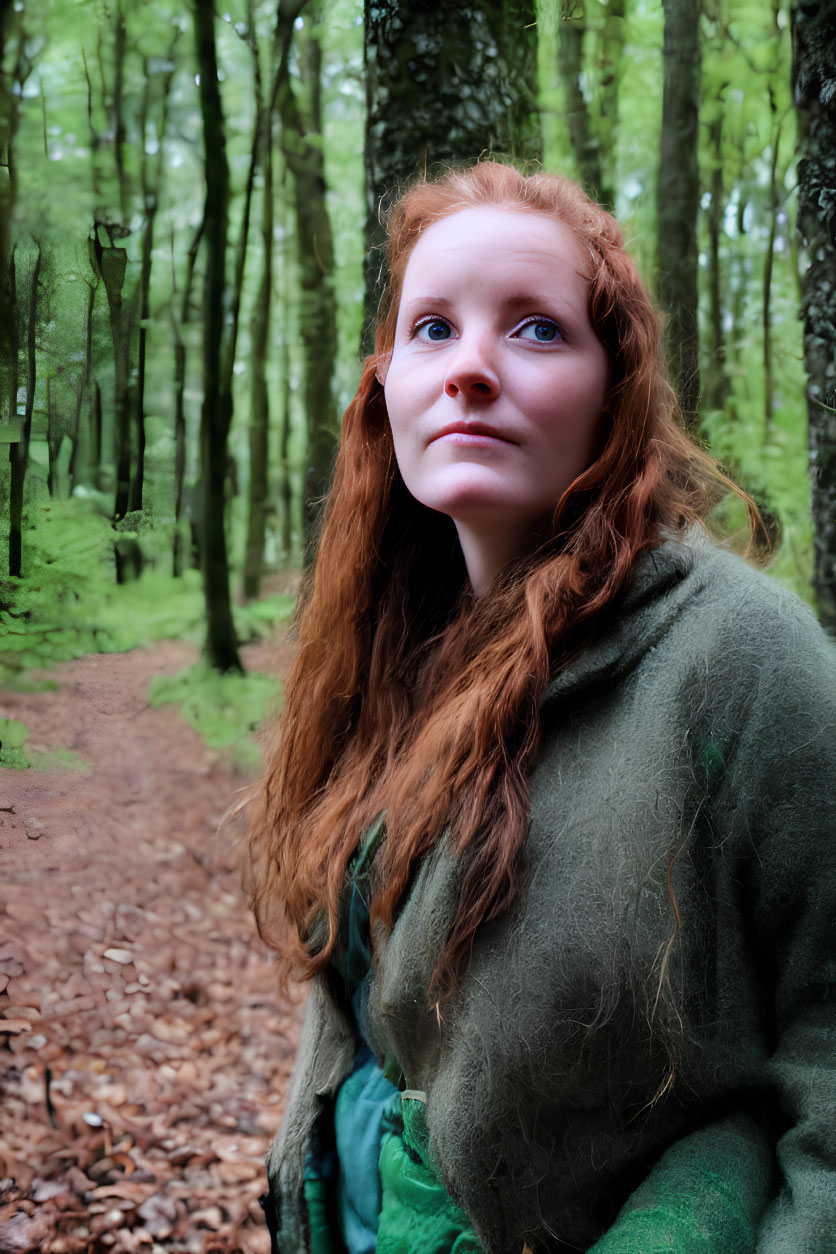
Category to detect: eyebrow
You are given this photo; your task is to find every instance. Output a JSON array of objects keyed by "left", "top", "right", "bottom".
[{"left": 400, "top": 292, "right": 580, "bottom": 314}]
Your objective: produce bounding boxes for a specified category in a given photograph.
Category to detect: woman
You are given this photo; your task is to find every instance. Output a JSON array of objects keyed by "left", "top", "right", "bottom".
[{"left": 249, "top": 162, "right": 836, "bottom": 1253}]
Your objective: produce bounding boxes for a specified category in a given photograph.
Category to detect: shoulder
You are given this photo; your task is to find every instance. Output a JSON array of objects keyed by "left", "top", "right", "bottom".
[
  {"left": 651, "top": 530, "right": 835, "bottom": 693},
  {"left": 544, "top": 529, "right": 834, "bottom": 714}
]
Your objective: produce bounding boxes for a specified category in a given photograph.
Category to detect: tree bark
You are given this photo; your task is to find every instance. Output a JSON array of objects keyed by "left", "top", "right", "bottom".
[
  {"left": 0, "top": 0, "right": 19, "bottom": 432},
  {"left": 171, "top": 215, "right": 204, "bottom": 578},
  {"left": 9, "top": 242, "right": 40, "bottom": 577},
  {"left": 90, "top": 231, "right": 132, "bottom": 520},
  {"left": 656, "top": 0, "right": 701, "bottom": 425},
  {"left": 193, "top": 0, "right": 243, "bottom": 674},
  {"left": 704, "top": 102, "right": 728, "bottom": 413},
  {"left": 792, "top": 0, "right": 836, "bottom": 629},
  {"left": 276, "top": 2, "right": 338, "bottom": 553},
  {"left": 243, "top": 46, "right": 274, "bottom": 600},
  {"left": 68, "top": 275, "right": 97, "bottom": 494},
  {"left": 762, "top": 83, "right": 782, "bottom": 438},
  {"left": 91, "top": 377, "right": 103, "bottom": 485},
  {"left": 595, "top": 0, "right": 625, "bottom": 211},
  {"left": 363, "top": 0, "right": 541, "bottom": 340}
]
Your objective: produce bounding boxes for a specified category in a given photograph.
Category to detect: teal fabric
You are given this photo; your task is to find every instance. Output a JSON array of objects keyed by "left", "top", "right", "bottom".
[{"left": 334, "top": 1056, "right": 398, "bottom": 1254}]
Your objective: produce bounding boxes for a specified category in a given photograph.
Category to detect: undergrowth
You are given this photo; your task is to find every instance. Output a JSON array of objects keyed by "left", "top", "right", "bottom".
[
  {"left": 149, "top": 664, "right": 282, "bottom": 775},
  {"left": 0, "top": 500, "right": 295, "bottom": 770}
]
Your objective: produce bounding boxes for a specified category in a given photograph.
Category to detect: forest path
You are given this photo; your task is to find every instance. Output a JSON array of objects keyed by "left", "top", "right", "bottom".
[{"left": 0, "top": 639, "right": 301, "bottom": 1254}]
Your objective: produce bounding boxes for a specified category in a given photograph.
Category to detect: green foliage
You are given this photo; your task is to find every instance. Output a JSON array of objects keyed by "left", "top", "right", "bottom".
[
  {"left": 0, "top": 717, "right": 30, "bottom": 770},
  {"left": 0, "top": 499, "right": 295, "bottom": 682},
  {"left": 148, "top": 662, "right": 282, "bottom": 774},
  {"left": 0, "top": 499, "right": 206, "bottom": 675}
]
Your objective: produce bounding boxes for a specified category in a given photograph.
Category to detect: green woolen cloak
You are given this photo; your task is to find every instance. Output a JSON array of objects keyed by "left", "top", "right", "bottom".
[{"left": 267, "top": 530, "right": 836, "bottom": 1254}]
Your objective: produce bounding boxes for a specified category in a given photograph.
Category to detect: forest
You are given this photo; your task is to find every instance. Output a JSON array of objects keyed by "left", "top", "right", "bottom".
[
  {"left": 0, "top": 2, "right": 835, "bottom": 1251},
  {"left": 0, "top": 0, "right": 834, "bottom": 702}
]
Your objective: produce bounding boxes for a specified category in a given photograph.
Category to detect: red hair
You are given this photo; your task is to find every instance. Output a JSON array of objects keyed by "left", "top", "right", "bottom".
[{"left": 248, "top": 162, "right": 753, "bottom": 999}]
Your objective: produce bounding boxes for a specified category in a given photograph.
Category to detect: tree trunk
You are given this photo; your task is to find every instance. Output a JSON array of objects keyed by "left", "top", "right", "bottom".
[
  {"left": 7, "top": 246, "right": 20, "bottom": 576},
  {"left": 129, "top": 53, "right": 175, "bottom": 515},
  {"left": 90, "top": 233, "right": 132, "bottom": 520},
  {"left": 112, "top": 0, "right": 129, "bottom": 223},
  {"left": 91, "top": 377, "right": 103, "bottom": 485},
  {"left": 275, "top": 166, "right": 293, "bottom": 561},
  {"left": 557, "top": 0, "right": 602, "bottom": 198},
  {"left": 276, "top": 3, "right": 339, "bottom": 553},
  {"left": 792, "top": 0, "right": 836, "bottom": 630},
  {"left": 171, "top": 215, "right": 204, "bottom": 578},
  {"left": 243, "top": 98, "right": 274, "bottom": 600},
  {"left": 69, "top": 275, "right": 96, "bottom": 494},
  {"left": 9, "top": 242, "right": 40, "bottom": 578},
  {"left": 0, "top": 0, "right": 19, "bottom": 433},
  {"left": 762, "top": 82, "right": 784, "bottom": 439},
  {"left": 595, "top": 0, "right": 625, "bottom": 211},
  {"left": 656, "top": 0, "right": 701, "bottom": 425},
  {"left": 193, "top": 0, "right": 243, "bottom": 674},
  {"left": 704, "top": 103, "right": 728, "bottom": 413},
  {"left": 363, "top": 0, "right": 541, "bottom": 339}
]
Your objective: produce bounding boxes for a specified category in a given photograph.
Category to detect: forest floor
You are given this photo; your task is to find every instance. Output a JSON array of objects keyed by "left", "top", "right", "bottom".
[{"left": 0, "top": 635, "right": 303, "bottom": 1254}]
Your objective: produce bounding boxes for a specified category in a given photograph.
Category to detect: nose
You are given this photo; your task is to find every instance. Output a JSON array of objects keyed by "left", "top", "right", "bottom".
[{"left": 443, "top": 333, "right": 500, "bottom": 401}]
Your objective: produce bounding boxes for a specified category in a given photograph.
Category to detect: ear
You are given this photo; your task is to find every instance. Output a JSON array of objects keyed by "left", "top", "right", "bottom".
[{"left": 374, "top": 350, "right": 392, "bottom": 387}]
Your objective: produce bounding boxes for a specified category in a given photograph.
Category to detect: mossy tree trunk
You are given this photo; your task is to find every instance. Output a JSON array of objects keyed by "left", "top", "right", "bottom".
[
  {"left": 656, "top": 0, "right": 701, "bottom": 426},
  {"left": 793, "top": 0, "right": 836, "bottom": 630},
  {"left": 363, "top": 0, "right": 541, "bottom": 341},
  {"left": 193, "top": 0, "right": 243, "bottom": 675}
]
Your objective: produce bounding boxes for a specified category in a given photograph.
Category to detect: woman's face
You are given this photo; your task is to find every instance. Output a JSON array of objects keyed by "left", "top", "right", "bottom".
[{"left": 384, "top": 207, "right": 610, "bottom": 549}]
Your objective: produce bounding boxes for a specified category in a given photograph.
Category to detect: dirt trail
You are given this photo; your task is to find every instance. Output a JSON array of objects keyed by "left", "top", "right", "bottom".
[{"left": 0, "top": 640, "right": 302, "bottom": 1254}]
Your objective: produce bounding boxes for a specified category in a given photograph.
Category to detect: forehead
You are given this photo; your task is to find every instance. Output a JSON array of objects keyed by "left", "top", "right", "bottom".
[{"left": 401, "top": 206, "right": 590, "bottom": 293}]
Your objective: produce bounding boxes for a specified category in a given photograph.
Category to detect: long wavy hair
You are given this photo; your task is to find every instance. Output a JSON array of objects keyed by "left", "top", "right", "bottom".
[{"left": 247, "top": 161, "right": 754, "bottom": 1000}]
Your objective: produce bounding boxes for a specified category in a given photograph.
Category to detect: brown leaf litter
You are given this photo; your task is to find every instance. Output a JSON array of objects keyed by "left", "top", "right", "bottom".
[{"left": 0, "top": 639, "right": 303, "bottom": 1253}]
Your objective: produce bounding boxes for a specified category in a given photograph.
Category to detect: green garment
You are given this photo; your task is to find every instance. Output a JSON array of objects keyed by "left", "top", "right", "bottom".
[
  {"left": 268, "top": 530, "right": 836, "bottom": 1253},
  {"left": 377, "top": 1094, "right": 483, "bottom": 1254}
]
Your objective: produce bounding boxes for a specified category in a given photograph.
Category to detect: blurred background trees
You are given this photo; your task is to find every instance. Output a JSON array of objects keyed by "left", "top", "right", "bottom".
[{"left": 0, "top": 0, "right": 832, "bottom": 683}]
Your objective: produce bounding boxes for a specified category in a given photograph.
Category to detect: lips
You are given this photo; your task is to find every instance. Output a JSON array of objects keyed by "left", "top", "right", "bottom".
[{"left": 430, "top": 421, "right": 516, "bottom": 444}]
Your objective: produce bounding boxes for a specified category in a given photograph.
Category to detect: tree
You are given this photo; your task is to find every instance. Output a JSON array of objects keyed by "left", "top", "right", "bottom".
[
  {"left": 8, "top": 241, "right": 41, "bottom": 577},
  {"left": 242, "top": 1, "right": 276, "bottom": 600},
  {"left": 276, "top": 0, "right": 338, "bottom": 553},
  {"left": 363, "top": 0, "right": 541, "bottom": 336},
  {"left": 656, "top": 0, "right": 701, "bottom": 424},
  {"left": 193, "top": 0, "right": 243, "bottom": 674},
  {"left": 0, "top": 0, "right": 19, "bottom": 432},
  {"left": 792, "top": 0, "right": 836, "bottom": 629},
  {"left": 557, "top": 0, "right": 603, "bottom": 200}
]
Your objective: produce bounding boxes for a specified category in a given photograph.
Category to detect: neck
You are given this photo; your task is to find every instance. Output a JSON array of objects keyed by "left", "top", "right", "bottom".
[{"left": 454, "top": 519, "right": 542, "bottom": 597}]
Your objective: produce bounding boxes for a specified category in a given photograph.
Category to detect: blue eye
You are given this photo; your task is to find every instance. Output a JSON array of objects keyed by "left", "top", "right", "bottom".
[
  {"left": 517, "top": 319, "right": 561, "bottom": 343},
  {"left": 415, "top": 318, "right": 452, "bottom": 342}
]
